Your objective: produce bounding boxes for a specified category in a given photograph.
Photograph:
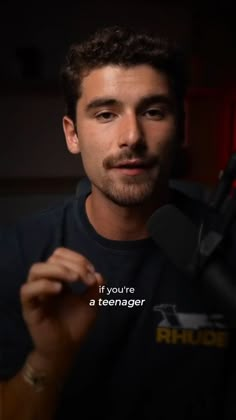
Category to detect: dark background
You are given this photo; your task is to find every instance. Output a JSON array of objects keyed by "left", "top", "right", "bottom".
[
  {"left": 0, "top": 0, "right": 236, "bottom": 221},
  {"left": 1, "top": 1, "right": 235, "bottom": 86}
]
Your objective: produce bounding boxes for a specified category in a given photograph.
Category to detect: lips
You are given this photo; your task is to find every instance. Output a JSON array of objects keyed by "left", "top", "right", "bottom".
[{"left": 114, "top": 159, "right": 152, "bottom": 169}]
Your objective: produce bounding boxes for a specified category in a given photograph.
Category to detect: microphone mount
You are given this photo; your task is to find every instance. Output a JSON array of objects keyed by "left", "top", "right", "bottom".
[{"left": 195, "top": 152, "right": 236, "bottom": 273}]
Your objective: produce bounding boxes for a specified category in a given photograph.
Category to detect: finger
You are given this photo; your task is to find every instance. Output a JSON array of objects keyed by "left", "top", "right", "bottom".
[
  {"left": 28, "top": 262, "right": 78, "bottom": 282},
  {"left": 20, "top": 279, "right": 62, "bottom": 311},
  {"left": 80, "top": 272, "right": 105, "bottom": 302},
  {"left": 28, "top": 262, "right": 97, "bottom": 286},
  {"left": 48, "top": 254, "right": 96, "bottom": 285},
  {"left": 94, "top": 272, "right": 104, "bottom": 285},
  {"left": 51, "top": 248, "right": 95, "bottom": 273},
  {"left": 48, "top": 251, "right": 100, "bottom": 286}
]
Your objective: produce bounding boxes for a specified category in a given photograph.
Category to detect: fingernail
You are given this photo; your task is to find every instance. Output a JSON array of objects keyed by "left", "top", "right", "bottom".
[
  {"left": 86, "top": 273, "right": 96, "bottom": 285},
  {"left": 94, "top": 272, "right": 102, "bottom": 282},
  {"left": 87, "top": 264, "right": 95, "bottom": 273}
]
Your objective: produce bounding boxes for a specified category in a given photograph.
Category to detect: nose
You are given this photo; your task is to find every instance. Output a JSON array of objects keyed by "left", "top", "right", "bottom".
[{"left": 118, "top": 113, "right": 144, "bottom": 148}]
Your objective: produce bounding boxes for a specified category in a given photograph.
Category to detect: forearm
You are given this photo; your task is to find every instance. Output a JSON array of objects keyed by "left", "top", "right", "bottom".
[{"left": 1, "top": 351, "right": 73, "bottom": 420}]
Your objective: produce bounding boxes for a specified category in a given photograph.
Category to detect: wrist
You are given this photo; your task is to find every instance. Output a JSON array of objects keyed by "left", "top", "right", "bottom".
[
  {"left": 22, "top": 360, "right": 48, "bottom": 392},
  {"left": 22, "top": 350, "right": 74, "bottom": 391},
  {"left": 28, "top": 350, "right": 73, "bottom": 370}
]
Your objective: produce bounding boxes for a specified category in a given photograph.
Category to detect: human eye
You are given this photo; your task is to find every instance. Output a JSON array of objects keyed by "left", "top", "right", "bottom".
[
  {"left": 95, "top": 111, "right": 116, "bottom": 122},
  {"left": 144, "top": 107, "right": 166, "bottom": 120}
]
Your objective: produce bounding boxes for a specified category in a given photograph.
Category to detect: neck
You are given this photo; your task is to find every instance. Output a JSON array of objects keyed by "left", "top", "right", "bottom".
[{"left": 85, "top": 185, "right": 170, "bottom": 241}]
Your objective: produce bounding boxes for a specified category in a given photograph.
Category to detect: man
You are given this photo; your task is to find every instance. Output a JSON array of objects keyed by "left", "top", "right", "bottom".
[{"left": 0, "top": 26, "right": 234, "bottom": 419}]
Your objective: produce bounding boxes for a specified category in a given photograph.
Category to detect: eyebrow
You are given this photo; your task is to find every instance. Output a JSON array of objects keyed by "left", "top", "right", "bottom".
[
  {"left": 85, "top": 98, "right": 121, "bottom": 112},
  {"left": 137, "top": 94, "right": 173, "bottom": 111},
  {"left": 85, "top": 94, "right": 173, "bottom": 113}
]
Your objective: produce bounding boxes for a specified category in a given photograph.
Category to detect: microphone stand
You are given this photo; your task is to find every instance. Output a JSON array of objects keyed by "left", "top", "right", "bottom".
[
  {"left": 193, "top": 152, "right": 236, "bottom": 321},
  {"left": 197, "top": 152, "right": 236, "bottom": 266}
]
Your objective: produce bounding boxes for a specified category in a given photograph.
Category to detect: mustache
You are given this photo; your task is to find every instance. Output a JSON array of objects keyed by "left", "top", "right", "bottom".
[{"left": 103, "top": 151, "right": 159, "bottom": 169}]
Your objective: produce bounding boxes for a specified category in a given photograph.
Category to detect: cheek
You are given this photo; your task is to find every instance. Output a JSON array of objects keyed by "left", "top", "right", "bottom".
[
  {"left": 161, "top": 118, "right": 177, "bottom": 140},
  {"left": 153, "top": 123, "right": 177, "bottom": 161},
  {"left": 149, "top": 121, "right": 176, "bottom": 150},
  {"left": 79, "top": 141, "right": 104, "bottom": 176},
  {"left": 78, "top": 123, "right": 113, "bottom": 167}
]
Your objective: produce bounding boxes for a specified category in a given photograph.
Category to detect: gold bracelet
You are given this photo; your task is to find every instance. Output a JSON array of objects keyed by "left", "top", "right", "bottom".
[{"left": 22, "top": 362, "right": 48, "bottom": 392}]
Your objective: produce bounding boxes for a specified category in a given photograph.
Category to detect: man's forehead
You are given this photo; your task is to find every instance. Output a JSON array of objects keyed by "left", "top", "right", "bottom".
[
  {"left": 81, "top": 63, "right": 169, "bottom": 84},
  {"left": 79, "top": 64, "right": 172, "bottom": 104}
]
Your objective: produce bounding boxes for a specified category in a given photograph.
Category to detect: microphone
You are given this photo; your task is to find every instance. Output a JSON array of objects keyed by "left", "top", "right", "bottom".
[
  {"left": 208, "top": 152, "right": 236, "bottom": 211},
  {"left": 147, "top": 204, "right": 199, "bottom": 276},
  {"left": 147, "top": 204, "right": 236, "bottom": 322}
]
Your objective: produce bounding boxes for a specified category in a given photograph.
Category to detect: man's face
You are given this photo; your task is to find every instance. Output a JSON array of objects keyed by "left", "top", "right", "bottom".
[{"left": 68, "top": 65, "right": 177, "bottom": 206}]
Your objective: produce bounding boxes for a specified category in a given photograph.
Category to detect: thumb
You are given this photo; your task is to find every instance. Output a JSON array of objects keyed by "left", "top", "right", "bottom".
[{"left": 83, "top": 272, "right": 105, "bottom": 303}]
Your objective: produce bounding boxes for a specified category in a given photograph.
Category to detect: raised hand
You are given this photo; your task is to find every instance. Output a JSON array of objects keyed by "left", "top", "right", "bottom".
[{"left": 20, "top": 247, "right": 104, "bottom": 364}]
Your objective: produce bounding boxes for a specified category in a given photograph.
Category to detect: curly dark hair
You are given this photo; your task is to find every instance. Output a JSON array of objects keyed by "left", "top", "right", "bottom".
[{"left": 60, "top": 25, "right": 188, "bottom": 140}]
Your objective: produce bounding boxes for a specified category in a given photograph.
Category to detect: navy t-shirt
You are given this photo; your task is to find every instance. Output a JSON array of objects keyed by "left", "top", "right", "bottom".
[{"left": 0, "top": 187, "right": 236, "bottom": 419}]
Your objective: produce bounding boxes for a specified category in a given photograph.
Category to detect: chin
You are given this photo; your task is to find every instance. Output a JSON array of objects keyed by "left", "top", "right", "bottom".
[{"left": 103, "top": 180, "right": 158, "bottom": 207}]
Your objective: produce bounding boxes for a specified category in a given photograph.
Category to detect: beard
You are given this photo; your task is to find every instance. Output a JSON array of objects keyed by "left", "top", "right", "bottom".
[
  {"left": 97, "top": 169, "right": 162, "bottom": 207},
  {"left": 84, "top": 144, "right": 174, "bottom": 207}
]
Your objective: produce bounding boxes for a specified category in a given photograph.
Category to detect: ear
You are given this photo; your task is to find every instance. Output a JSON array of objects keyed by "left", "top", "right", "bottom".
[{"left": 62, "top": 116, "right": 80, "bottom": 154}]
